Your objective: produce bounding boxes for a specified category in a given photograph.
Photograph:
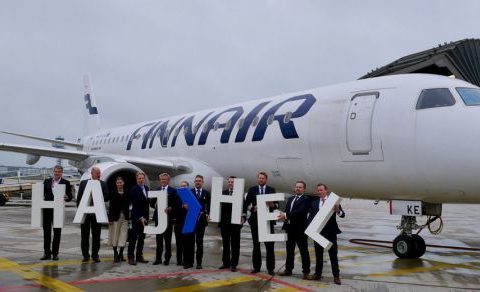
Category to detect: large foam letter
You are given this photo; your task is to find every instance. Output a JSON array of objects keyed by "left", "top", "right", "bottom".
[
  {"left": 304, "top": 192, "right": 342, "bottom": 250},
  {"left": 31, "top": 183, "right": 65, "bottom": 228},
  {"left": 73, "top": 180, "right": 108, "bottom": 224},
  {"left": 209, "top": 177, "right": 244, "bottom": 224},
  {"left": 257, "top": 193, "right": 286, "bottom": 242},
  {"left": 177, "top": 188, "right": 201, "bottom": 234},
  {"left": 144, "top": 190, "right": 168, "bottom": 235}
]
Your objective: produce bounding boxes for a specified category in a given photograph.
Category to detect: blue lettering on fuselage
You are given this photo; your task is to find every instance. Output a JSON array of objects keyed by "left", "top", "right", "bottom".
[
  {"left": 253, "top": 94, "right": 316, "bottom": 141},
  {"left": 125, "top": 94, "right": 316, "bottom": 151},
  {"left": 198, "top": 107, "right": 244, "bottom": 145}
]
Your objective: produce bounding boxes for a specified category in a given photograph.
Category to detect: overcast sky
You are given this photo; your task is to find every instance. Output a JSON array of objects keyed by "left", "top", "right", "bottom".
[{"left": 1, "top": 0, "right": 479, "bottom": 167}]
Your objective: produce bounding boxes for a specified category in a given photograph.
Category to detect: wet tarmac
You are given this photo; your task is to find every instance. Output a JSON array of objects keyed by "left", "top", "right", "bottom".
[{"left": 0, "top": 199, "right": 479, "bottom": 291}]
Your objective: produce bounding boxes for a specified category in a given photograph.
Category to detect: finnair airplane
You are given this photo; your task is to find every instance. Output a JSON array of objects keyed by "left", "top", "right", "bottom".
[{"left": 1, "top": 73, "right": 480, "bottom": 259}]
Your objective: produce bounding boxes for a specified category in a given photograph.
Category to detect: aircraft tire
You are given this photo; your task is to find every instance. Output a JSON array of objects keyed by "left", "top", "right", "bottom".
[
  {"left": 0, "top": 194, "right": 6, "bottom": 206},
  {"left": 411, "top": 234, "right": 426, "bottom": 258},
  {"left": 393, "top": 234, "right": 414, "bottom": 258}
]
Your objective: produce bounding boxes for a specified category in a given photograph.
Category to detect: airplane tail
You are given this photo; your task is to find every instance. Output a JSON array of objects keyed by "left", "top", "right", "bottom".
[{"left": 83, "top": 75, "right": 102, "bottom": 135}]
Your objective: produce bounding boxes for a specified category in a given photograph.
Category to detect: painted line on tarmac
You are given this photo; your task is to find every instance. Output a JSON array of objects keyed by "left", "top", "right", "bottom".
[
  {"left": 0, "top": 257, "right": 82, "bottom": 292},
  {"left": 238, "top": 269, "right": 316, "bottom": 291},
  {"left": 369, "top": 260, "right": 480, "bottom": 277},
  {"left": 160, "top": 275, "right": 256, "bottom": 291}
]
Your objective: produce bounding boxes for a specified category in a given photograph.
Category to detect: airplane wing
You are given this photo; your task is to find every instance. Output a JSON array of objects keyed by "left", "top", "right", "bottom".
[
  {"left": 0, "top": 143, "right": 89, "bottom": 161},
  {"left": 1, "top": 131, "right": 83, "bottom": 149},
  {"left": 0, "top": 142, "right": 186, "bottom": 172}
]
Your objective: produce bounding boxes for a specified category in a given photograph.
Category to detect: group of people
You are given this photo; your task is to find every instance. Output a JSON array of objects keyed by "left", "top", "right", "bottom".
[{"left": 41, "top": 167, "right": 345, "bottom": 285}]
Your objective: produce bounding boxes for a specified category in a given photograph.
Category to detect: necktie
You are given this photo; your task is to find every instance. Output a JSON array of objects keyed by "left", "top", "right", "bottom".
[
  {"left": 260, "top": 186, "right": 264, "bottom": 194},
  {"left": 290, "top": 196, "right": 298, "bottom": 212},
  {"left": 162, "top": 186, "right": 165, "bottom": 191},
  {"left": 229, "top": 189, "right": 233, "bottom": 196},
  {"left": 196, "top": 189, "right": 201, "bottom": 200},
  {"left": 320, "top": 198, "right": 325, "bottom": 208}
]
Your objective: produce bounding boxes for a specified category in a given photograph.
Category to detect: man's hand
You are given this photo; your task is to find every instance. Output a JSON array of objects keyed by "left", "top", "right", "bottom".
[
  {"left": 165, "top": 207, "right": 172, "bottom": 213},
  {"left": 140, "top": 217, "right": 147, "bottom": 226},
  {"left": 241, "top": 217, "right": 246, "bottom": 224},
  {"left": 277, "top": 212, "right": 286, "bottom": 221},
  {"left": 266, "top": 202, "right": 274, "bottom": 208},
  {"left": 251, "top": 206, "right": 257, "bottom": 212},
  {"left": 183, "top": 204, "right": 188, "bottom": 210},
  {"left": 334, "top": 204, "right": 340, "bottom": 213}
]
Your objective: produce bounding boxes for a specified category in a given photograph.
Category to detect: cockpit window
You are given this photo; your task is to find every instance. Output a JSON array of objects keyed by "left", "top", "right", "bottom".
[
  {"left": 416, "top": 88, "right": 455, "bottom": 110},
  {"left": 456, "top": 87, "right": 480, "bottom": 106}
]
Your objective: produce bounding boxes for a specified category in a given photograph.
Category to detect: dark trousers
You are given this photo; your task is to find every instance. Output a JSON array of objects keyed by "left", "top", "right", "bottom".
[
  {"left": 250, "top": 221, "right": 275, "bottom": 272},
  {"left": 220, "top": 223, "right": 242, "bottom": 267},
  {"left": 155, "top": 224, "right": 173, "bottom": 261},
  {"left": 183, "top": 223, "right": 206, "bottom": 265},
  {"left": 128, "top": 221, "right": 145, "bottom": 258},
  {"left": 173, "top": 224, "right": 183, "bottom": 264},
  {"left": 42, "top": 209, "right": 61, "bottom": 256},
  {"left": 285, "top": 232, "right": 310, "bottom": 274},
  {"left": 81, "top": 214, "right": 101, "bottom": 259},
  {"left": 314, "top": 234, "right": 339, "bottom": 277}
]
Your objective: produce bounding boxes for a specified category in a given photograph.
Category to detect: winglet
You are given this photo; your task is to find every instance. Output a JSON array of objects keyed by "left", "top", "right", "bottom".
[{"left": 83, "top": 75, "right": 101, "bottom": 135}]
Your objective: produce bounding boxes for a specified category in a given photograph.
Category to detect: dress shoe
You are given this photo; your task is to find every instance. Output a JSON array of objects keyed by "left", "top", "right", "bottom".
[
  {"left": 40, "top": 255, "right": 51, "bottom": 260},
  {"left": 52, "top": 255, "right": 59, "bottom": 261},
  {"left": 250, "top": 269, "right": 260, "bottom": 274},
  {"left": 278, "top": 270, "right": 292, "bottom": 276},
  {"left": 308, "top": 274, "right": 322, "bottom": 281},
  {"left": 163, "top": 260, "right": 170, "bottom": 266},
  {"left": 92, "top": 257, "right": 101, "bottom": 263},
  {"left": 119, "top": 255, "right": 126, "bottom": 262},
  {"left": 82, "top": 257, "right": 90, "bottom": 263},
  {"left": 196, "top": 264, "right": 202, "bottom": 269},
  {"left": 152, "top": 260, "right": 162, "bottom": 265},
  {"left": 128, "top": 257, "right": 136, "bottom": 265},
  {"left": 183, "top": 264, "right": 193, "bottom": 269},
  {"left": 113, "top": 256, "right": 120, "bottom": 263},
  {"left": 176, "top": 261, "right": 183, "bottom": 266},
  {"left": 334, "top": 276, "right": 341, "bottom": 285},
  {"left": 267, "top": 270, "right": 275, "bottom": 276},
  {"left": 302, "top": 273, "right": 310, "bottom": 280},
  {"left": 230, "top": 266, "right": 237, "bottom": 272},
  {"left": 219, "top": 265, "right": 229, "bottom": 269},
  {"left": 136, "top": 257, "right": 148, "bottom": 264}
]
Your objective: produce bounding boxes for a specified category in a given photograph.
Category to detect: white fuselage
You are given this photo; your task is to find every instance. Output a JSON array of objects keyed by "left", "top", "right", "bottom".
[{"left": 80, "top": 74, "right": 480, "bottom": 204}]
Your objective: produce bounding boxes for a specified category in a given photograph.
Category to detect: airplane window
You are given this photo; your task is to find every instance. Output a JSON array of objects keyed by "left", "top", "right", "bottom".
[
  {"left": 252, "top": 116, "right": 259, "bottom": 127},
  {"left": 283, "top": 112, "right": 293, "bottom": 123},
  {"left": 456, "top": 87, "right": 480, "bottom": 106},
  {"left": 214, "top": 122, "right": 220, "bottom": 131},
  {"left": 238, "top": 118, "right": 245, "bottom": 129},
  {"left": 267, "top": 114, "right": 274, "bottom": 125},
  {"left": 416, "top": 88, "right": 455, "bottom": 110},
  {"left": 225, "top": 120, "right": 232, "bottom": 130}
]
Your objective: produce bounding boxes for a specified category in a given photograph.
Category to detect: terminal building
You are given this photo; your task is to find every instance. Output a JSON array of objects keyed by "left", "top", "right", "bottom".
[{"left": 360, "top": 38, "right": 480, "bottom": 87}]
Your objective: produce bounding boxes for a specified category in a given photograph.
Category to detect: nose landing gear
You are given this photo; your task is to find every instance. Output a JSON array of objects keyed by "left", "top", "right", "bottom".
[{"left": 393, "top": 216, "right": 427, "bottom": 258}]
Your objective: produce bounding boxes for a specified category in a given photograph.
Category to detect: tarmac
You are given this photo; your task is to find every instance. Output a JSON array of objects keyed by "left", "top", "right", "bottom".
[{"left": 0, "top": 199, "right": 479, "bottom": 291}]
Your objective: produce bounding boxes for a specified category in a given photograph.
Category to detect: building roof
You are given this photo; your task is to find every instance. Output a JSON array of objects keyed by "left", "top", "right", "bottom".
[{"left": 360, "top": 39, "right": 480, "bottom": 87}]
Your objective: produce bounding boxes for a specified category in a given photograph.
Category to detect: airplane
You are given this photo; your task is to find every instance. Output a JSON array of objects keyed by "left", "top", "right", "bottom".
[{"left": 1, "top": 73, "right": 480, "bottom": 259}]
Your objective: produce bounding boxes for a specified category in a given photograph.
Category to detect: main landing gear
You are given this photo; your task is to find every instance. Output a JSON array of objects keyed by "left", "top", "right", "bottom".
[{"left": 392, "top": 216, "right": 426, "bottom": 258}]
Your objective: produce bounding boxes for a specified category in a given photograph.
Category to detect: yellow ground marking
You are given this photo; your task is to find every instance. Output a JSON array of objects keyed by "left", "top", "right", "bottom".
[
  {"left": 270, "top": 287, "right": 306, "bottom": 292},
  {"left": 369, "top": 260, "right": 480, "bottom": 277},
  {"left": 0, "top": 257, "right": 83, "bottom": 291},
  {"left": 160, "top": 275, "right": 256, "bottom": 291}
]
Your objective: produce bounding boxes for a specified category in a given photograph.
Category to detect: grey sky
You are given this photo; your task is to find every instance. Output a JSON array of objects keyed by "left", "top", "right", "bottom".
[{"left": 1, "top": 0, "right": 479, "bottom": 167}]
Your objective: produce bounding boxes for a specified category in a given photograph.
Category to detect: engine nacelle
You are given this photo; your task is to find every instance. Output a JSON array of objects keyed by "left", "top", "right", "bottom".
[
  {"left": 26, "top": 154, "right": 40, "bottom": 165},
  {"left": 170, "top": 160, "right": 222, "bottom": 189},
  {"left": 80, "top": 162, "right": 148, "bottom": 193}
]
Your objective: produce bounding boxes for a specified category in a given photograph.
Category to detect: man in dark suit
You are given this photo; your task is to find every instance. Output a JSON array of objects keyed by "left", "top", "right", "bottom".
[
  {"left": 41, "top": 165, "right": 72, "bottom": 261},
  {"left": 244, "top": 171, "right": 277, "bottom": 275},
  {"left": 219, "top": 176, "right": 245, "bottom": 272},
  {"left": 307, "top": 183, "right": 345, "bottom": 285},
  {"left": 127, "top": 171, "right": 150, "bottom": 265},
  {"left": 76, "top": 167, "right": 109, "bottom": 263},
  {"left": 183, "top": 175, "right": 211, "bottom": 269},
  {"left": 278, "top": 181, "right": 311, "bottom": 280},
  {"left": 152, "top": 173, "right": 181, "bottom": 266}
]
